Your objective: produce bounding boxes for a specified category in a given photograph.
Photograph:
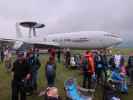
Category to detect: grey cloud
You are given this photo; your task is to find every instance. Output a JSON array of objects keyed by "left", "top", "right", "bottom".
[{"left": 0, "top": 0, "right": 133, "bottom": 47}]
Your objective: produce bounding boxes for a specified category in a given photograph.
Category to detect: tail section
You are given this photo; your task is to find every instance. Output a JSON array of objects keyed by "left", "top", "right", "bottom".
[
  {"left": 13, "top": 22, "right": 45, "bottom": 50},
  {"left": 13, "top": 23, "right": 24, "bottom": 50}
]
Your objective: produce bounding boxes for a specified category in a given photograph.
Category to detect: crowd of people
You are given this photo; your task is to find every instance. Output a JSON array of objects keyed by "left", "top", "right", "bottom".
[
  {"left": 11, "top": 48, "right": 41, "bottom": 100},
  {"left": 0, "top": 47, "right": 133, "bottom": 100}
]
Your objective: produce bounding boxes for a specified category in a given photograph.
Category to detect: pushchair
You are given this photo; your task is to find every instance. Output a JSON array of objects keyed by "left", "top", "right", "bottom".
[
  {"left": 74, "top": 54, "right": 81, "bottom": 69},
  {"left": 64, "top": 78, "right": 96, "bottom": 100},
  {"left": 103, "top": 80, "right": 121, "bottom": 100},
  {"left": 70, "top": 56, "right": 76, "bottom": 68},
  {"left": 23, "top": 79, "right": 33, "bottom": 96},
  {"left": 111, "top": 69, "right": 128, "bottom": 94},
  {"left": 103, "top": 68, "right": 129, "bottom": 100},
  {"left": 70, "top": 54, "right": 81, "bottom": 69},
  {"left": 102, "top": 70, "right": 120, "bottom": 100}
]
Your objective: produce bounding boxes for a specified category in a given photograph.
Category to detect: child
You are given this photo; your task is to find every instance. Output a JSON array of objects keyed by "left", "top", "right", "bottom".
[{"left": 39, "top": 87, "right": 62, "bottom": 100}]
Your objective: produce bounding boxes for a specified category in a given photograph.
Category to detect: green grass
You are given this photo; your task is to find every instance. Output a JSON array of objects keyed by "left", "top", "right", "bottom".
[
  {"left": 111, "top": 48, "right": 133, "bottom": 55},
  {"left": 0, "top": 53, "right": 133, "bottom": 100}
]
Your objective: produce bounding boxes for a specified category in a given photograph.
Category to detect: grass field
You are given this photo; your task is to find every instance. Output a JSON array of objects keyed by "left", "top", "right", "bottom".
[{"left": 0, "top": 49, "right": 133, "bottom": 100}]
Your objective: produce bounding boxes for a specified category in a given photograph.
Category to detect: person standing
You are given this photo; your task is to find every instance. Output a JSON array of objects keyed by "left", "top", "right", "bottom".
[
  {"left": 85, "top": 51, "right": 95, "bottom": 89},
  {"left": 114, "top": 51, "right": 125, "bottom": 69},
  {"left": 26, "top": 49, "right": 41, "bottom": 92},
  {"left": 0, "top": 48, "right": 4, "bottom": 63},
  {"left": 128, "top": 53, "right": 133, "bottom": 85},
  {"left": 95, "top": 51, "right": 104, "bottom": 83},
  {"left": 81, "top": 51, "right": 95, "bottom": 89},
  {"left": 49, "top": 48, "right": 56, "bottom": 62},
  {"left": 11, "top": 51, "right": 31, "bottom": 100},
  {"left": 45, "top": 57, "right": 56, "bottom": 87},
  {"left": 65, "top": 48, "right": 71, "bottom": 68},
  {"left": 100, "top": 51, "right": 108, "bottom": 80},
  {"left": 32, "top": 48, "right": 41, "bottom": 91},
  {"left": 109, "top": 51, "right": 125, "bottom": 69},
  {"left": 4, "top": 47, "right": 12, "bottom": 71},
  {"left": 81, "top": 55, "right": 89, "bottom": 88},
  {"left": 57, "top": 49, "right": 61, "bottom": 63}
]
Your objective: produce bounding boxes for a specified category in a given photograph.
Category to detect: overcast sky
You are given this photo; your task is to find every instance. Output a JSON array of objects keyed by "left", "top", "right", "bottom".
[{"left": 0, "top": 0, "right": 133, "bottom": 47}]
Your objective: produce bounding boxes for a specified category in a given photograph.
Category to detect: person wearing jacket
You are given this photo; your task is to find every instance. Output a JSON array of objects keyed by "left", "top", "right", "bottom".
[
  {"left": 85, "top": 51, "right": 95, "bottom": 75},
  {"left": 81, "top": 55, "right": 89, "bottom": 88},
  {"left": 109, "top": 51, "right": 125, "bottom": 69},
  {"left": 128, "top": 53, "right": 133, "bottom": 85},
  {"left": 11, "top": 51, "right": 31, "bottom": 100},
  {"left": 95, "top": 51, "right": 105, "bottom": 83},
  {"left": 45, "top": 57, "right": 56, "bottom": 87},
  {"left": 81, "top": 51, "right": 95, "bottom": 89},
  {"left": 65, "top": 48, "right": 71, "bottom": 68},
  {"left": 0, "top": 48, "right": 4, "bottom": 63},
  {"left": 4, "top": 47, "right": 12, "bottom": 71},
  {"left": 26, "top": 50, "right": 41, "bottom": 92}
]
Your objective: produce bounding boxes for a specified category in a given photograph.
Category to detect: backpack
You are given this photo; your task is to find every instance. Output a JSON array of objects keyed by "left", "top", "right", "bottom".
[{"left": 81, "top": 57, "right": 89, "bottom": 72}]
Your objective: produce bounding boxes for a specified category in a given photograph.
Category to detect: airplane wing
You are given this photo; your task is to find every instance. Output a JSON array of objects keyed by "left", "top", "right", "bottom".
[
  {"left": 24, "top": 40, "right": 60, "bottom": 49},
  {"left": 0, "top": 37, "right": 15, "bottom": 48},
  {"left": 0, "top": 33, "right": 17, "bottom": 42},
  {"left": 0, "top": 37, "right": 60, "bottom": 49},
  {"left": 0, "top": 33, "right": 60, "bottom": 49}
]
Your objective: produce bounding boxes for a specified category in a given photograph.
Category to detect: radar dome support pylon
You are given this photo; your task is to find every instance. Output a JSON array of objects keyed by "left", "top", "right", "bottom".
[{"left": 19, "top": 21, "right": 45, "bottom": 38}]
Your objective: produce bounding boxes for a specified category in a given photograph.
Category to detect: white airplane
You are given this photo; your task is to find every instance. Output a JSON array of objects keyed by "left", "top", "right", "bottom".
[{"left": 0, "top": 22, "right": 122, "bottom": 49}]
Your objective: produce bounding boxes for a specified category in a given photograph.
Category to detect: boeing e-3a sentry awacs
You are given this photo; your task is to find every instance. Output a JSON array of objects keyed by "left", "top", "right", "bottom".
[{"left": 0, "top": 22, "right": 122, "bottom": 50}]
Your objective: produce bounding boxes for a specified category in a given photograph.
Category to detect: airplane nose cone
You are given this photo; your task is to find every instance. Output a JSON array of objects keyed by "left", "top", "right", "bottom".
[
  {"left": 116, "top": 38, "right": 123, "bottom": 45},
  {"left": 118, "top": 38, "right": 123, "bottom": 43}
]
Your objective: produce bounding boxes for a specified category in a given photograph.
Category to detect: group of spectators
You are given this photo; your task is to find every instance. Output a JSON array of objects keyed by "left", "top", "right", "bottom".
[
  {"left": 48, "top": 48, "right": 133, "bottom": 100},
  {"left": 10, "top": 48, "right": 62, "bottom": 100},
  {"left": 80, "top": 49, "right": 133, "bottom": 98},
  {"left": 11, "top": 48, "right": 41, "bottom": 100},
  {"left": 80, "top": 50, "right": 125, "bottom": 88},
  {"left": 1, "top": 47, "right": 133, "bottom": 100}
]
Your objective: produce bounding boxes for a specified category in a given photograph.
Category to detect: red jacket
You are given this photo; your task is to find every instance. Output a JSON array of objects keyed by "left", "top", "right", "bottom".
[{"left": 85, "top": 52, "right": 95, "bottom": 74}]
